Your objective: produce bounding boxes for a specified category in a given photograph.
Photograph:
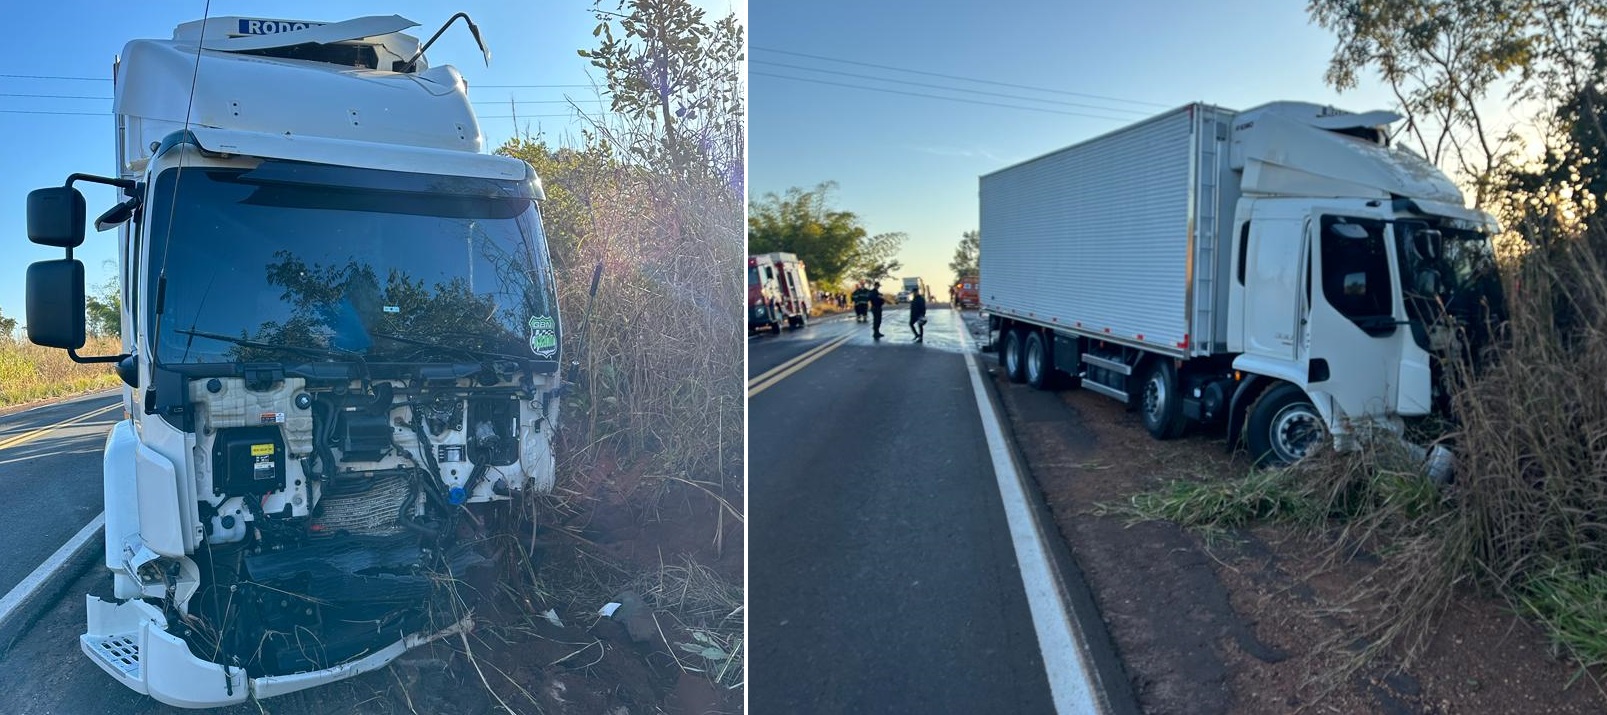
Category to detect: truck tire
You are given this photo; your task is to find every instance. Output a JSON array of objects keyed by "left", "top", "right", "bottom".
[
  {"left": 1001, "top": 329, "right": 1026, "bottom": 383},
  {"left": 1245, "top": 383, "right": 1326, "bottom": 467},
  {"left": 1138, "top": 359, "right": 1186, "bottom": 440},
  {"left": 1024, "top": 331, "right": 1055, "bottom": 390}
]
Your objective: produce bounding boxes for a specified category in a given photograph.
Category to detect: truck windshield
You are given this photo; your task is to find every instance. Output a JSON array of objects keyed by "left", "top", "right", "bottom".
[
  {"left": 1394, "top": 219, "right": 1502, "bottom": 325},
  {"left": 145, "top": 163, "right": 558, "bottom": 368}
]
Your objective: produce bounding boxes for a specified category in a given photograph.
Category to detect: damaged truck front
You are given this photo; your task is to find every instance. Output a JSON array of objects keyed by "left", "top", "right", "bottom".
[{"left": 22, "top": 15, "right": 562, "bottom": 708}]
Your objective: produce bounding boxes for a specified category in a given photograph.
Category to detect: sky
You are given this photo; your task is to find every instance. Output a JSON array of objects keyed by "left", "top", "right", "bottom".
[
  {"left": 0, "top": 0, "right": 745, "bottom": 329},
  {"left": 749, "top": 0, "right": 1491, "bottom": 293}
]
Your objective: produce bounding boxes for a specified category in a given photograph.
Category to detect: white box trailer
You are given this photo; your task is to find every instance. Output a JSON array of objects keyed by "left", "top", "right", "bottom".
[
  {"left": 981, "top": 102, "right": 1503, "bottom": 471},
  {"left": 981, "top": 105, "right": 1237, "bottom": 357}
]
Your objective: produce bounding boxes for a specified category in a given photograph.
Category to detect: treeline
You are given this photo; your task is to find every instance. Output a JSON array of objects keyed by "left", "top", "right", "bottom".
[{"left": 747, "top": 182, "right": 906, "bottom": 288}]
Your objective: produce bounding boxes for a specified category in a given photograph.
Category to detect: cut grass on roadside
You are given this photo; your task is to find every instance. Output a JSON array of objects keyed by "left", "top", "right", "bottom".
[{"left": 0, "top": 337, "right": 121, "bottom": 409}]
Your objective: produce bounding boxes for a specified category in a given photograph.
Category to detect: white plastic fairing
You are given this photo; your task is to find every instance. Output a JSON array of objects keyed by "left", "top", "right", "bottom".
[
  {"left": 1231, "top": 103, "right": 1465, "bottom": 203},
  {"left": 115, "top": 36, "right": 483, "bottom": 164},
  {"left": 134, "top": 438, "right": 184, "bottom": 557},
  {"left": 190, "top": 16, "right": 418, "bottom": 52},
  {"left": 84, "top": 595, "right": 470, "bottom": 707},
  {"left": 185, "top": 126, "right": 531, "bottom": 181}
]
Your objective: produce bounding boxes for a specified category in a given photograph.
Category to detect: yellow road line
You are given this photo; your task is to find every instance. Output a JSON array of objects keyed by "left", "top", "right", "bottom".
[
  {"left": 749, "top": 333, "right": 854, "bottom": 397},
  {"left": 0, "top": 402, "right": 121, "bottom": 451},
  {"left": 749, "top": 333, "right": 853, "bottom": 388}
]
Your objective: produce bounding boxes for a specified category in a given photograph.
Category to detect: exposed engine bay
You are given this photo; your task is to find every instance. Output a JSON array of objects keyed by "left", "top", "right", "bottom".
[{"left": 128, "top": 373, "right": 558, "bottom": 677}]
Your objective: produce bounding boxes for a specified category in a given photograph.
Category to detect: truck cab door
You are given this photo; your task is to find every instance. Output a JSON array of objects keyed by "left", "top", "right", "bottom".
[
  {"left": 1300, "top": 214, "right": 1405, "bottom": 429},
  {"left": 1242, "top": 218, "right": 1303, "bottom": 362}
]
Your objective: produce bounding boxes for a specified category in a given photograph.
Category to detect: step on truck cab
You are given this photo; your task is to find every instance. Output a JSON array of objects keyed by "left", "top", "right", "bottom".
[
  {"left": 23, "top": 15, "right": 562, "bottom": 708},
  {"left": 980, "top": 102, "right": 1502, "bottom": 471}
]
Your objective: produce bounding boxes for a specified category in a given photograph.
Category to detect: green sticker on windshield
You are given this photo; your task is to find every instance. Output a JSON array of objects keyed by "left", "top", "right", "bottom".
[{"left": 529, "top": 315, "right": 557, "bottom": 358}]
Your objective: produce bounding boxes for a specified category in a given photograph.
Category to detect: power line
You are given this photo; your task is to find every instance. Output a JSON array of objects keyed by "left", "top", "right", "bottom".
[
  {"left": 753, "top": 46, "right": 1169, "bottom": 108},
  {"left": 0, "top": 92, "right": 110, "bottom": 100},
  {"left": 469, "top": 99, "right": 606, "bottom": 105},
  {"left": 753, "top": 71, "right": 1134, "bottom": 121},
  {"left": 753, "top": 60, "right": 1149, "bottom": 116},
  {"left": 477, "top": 114, "right": 586, "bottom": 119},
  {"left": 0, "top": 73, "right": 109, "bottom": 82},
  {"left": 0, "top": 109, "right": 106, "bottom": 116},
  {"left": 472, "top": 84, "right": 597, "bottom": 89}
]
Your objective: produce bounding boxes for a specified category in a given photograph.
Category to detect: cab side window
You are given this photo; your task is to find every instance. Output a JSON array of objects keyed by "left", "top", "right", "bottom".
[{"left": 1319, "top": 215, "right": 1392, "bottom": 324}]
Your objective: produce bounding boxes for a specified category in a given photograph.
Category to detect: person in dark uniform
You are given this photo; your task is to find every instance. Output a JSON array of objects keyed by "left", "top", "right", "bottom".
[
  {"left": 909, "top": 289, "right": 927, "bottom": 342},
  {"left": 870, "top": 283, "right": 886, "bottom": 339},
  {"left": 852, "top": 284, "right": 870, "bottom": 323}
]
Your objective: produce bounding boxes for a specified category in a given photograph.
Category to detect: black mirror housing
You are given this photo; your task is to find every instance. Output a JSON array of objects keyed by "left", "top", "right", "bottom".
[
  {"left": 26, "top": 259, "right": 86, "bottom": 349},
  {"left": 26, "top": 187, "right": 87, "bottom": 248},
  {"left": 116, "top": 353, "right": 140, "bottom": 388}
]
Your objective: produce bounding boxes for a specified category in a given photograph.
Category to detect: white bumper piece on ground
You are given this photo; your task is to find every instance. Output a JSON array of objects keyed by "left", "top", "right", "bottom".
[{"left": 82, "top": 595, "right": 471, "bottom": 708}]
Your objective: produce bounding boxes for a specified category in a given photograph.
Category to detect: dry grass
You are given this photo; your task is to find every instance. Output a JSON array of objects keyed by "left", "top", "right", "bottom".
[
  {"left": 0, "top": 335, "right": 122, "bottom": 408},
  {"left": 1119, "top": 235, "right": 1607, "bottom": 693}
]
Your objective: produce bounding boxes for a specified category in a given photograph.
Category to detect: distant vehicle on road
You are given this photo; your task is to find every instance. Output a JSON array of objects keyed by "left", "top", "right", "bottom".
[
  {"left": 902, "top": 276, "right": 929, "bottom": 302},
  {"left": 749, "top": 252, "right": 812, "bottom": 332},
  {"left": 895, "top": 290, "right": 910, "bottom": 304},
  {"left": 954, "top": 273, "right": 979, "bottom": 309},
  {"left": 981, "top": 101, "right": 1501, "bottom": 470}
]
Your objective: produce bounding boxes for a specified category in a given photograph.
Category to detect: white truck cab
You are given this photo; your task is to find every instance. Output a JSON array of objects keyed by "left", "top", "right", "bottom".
[
  {"left": 982, "top": 101, "right": 1501, "bottom": 469},
  {"left": 23, "top": 15, "right": 562, "bottom": 708}
]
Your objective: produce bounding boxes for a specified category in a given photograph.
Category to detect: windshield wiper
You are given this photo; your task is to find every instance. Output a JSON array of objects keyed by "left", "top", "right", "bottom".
[
  {"left": 175, "top": 328, "right": 367, "bottom": 362},
  {"left": 372, "top": 331, "right": 539, "bottom": 366}
]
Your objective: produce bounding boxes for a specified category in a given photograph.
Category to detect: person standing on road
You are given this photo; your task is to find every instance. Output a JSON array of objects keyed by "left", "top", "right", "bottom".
[
  {"left": 870, "top": 283, "right": 886, "bottom": 339},
  {"left": 909, "top": 289, "right": 927, "bottom": 343}
]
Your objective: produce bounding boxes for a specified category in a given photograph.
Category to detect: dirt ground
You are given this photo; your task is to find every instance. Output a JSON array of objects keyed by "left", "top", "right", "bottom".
[
  {"left": 431, "top": 454, "right": 745, "bottom": 715},
  {"left": 968, "top": 318, "right": 1606, "bottom": 714}
]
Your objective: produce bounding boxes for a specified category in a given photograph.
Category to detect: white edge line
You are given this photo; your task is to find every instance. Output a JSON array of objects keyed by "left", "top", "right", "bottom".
[
  {"left": 0, "top": 512, "right": 106, "bottom": 626},
  {"left": 955, "top": 311, "right": 1104, "bottom": 714}
]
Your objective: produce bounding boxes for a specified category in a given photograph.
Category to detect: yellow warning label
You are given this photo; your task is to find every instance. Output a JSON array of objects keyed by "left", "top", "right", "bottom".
[{"left": 250, "top": 444, "right": 274, "bottom": 457}]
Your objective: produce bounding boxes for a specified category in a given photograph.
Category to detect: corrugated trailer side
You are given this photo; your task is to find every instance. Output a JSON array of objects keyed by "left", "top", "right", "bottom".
[{"left": 979, "top": 104, "right": 1234, "bottom": 357}]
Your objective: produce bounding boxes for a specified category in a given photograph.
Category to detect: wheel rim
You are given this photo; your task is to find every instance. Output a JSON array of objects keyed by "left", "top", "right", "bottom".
[
  {"left": 1006, "top": 336, "right": 1020, "bottom": 375},
  {"left": 1270, "top": 402, "right": 1325, "bottom": 463},
  {"left": 1142, "top": 371, "right": 1165, "bottom": 425},
  {"left": 1026, "top": 339, "right": 1043, "bottom": 383}
]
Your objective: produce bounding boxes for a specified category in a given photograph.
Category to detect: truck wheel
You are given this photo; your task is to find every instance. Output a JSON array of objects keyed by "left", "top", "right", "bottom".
[
  {"left": 1246, "top": 384, "right": 1326, "bottom": 467},
  {"left": 1024, "top": 331, "right": 1055, "bottom": 390},
  {"left": 1001, "top": 329, "right": 1026, "bottom": 383},
  {"left": 1138, "top": 359, "right": 1186, "bottom": 440}
]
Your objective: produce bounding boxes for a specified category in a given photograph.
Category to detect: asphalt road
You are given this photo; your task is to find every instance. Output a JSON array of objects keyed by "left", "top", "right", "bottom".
[
  {"left": 749, "top": 307, "right": 1060, "bottom": 713},
  {"left": 0, "top": 390, "right": 122, "bottom": 598},
  {"left": 748, "top": 309, "right": 860, "bottom": 378}
]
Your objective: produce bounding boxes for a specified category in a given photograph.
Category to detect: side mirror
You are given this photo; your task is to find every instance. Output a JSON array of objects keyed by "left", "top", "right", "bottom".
[
  {"left": 25, "top": 259, "right": 86, "bottom": 349},
  {"left": 26, "top": 187, "right": 87, "bottom": 248},
  {"left": 94, "top": 196, "right": 141, "bottom": 232},
  {"left": 1412, "top": 230, "right": 1443, "bottom": 261}
]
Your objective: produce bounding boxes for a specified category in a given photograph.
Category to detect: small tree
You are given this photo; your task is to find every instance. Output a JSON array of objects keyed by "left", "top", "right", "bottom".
[
  {"left": 0, "top": 307, "right": 16, "bottom": 340},
  {"left": 747, "top": 182, "right": 867, "bottom": 285},
  {"left": 85, "top": 271, "right": 120, "bottom": 338},
  {"left": 852, "top": 231, "right": 906, "bottom": 284},
  {"left": 949, "top": 230, "right": 979, "bottom": 277}
]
